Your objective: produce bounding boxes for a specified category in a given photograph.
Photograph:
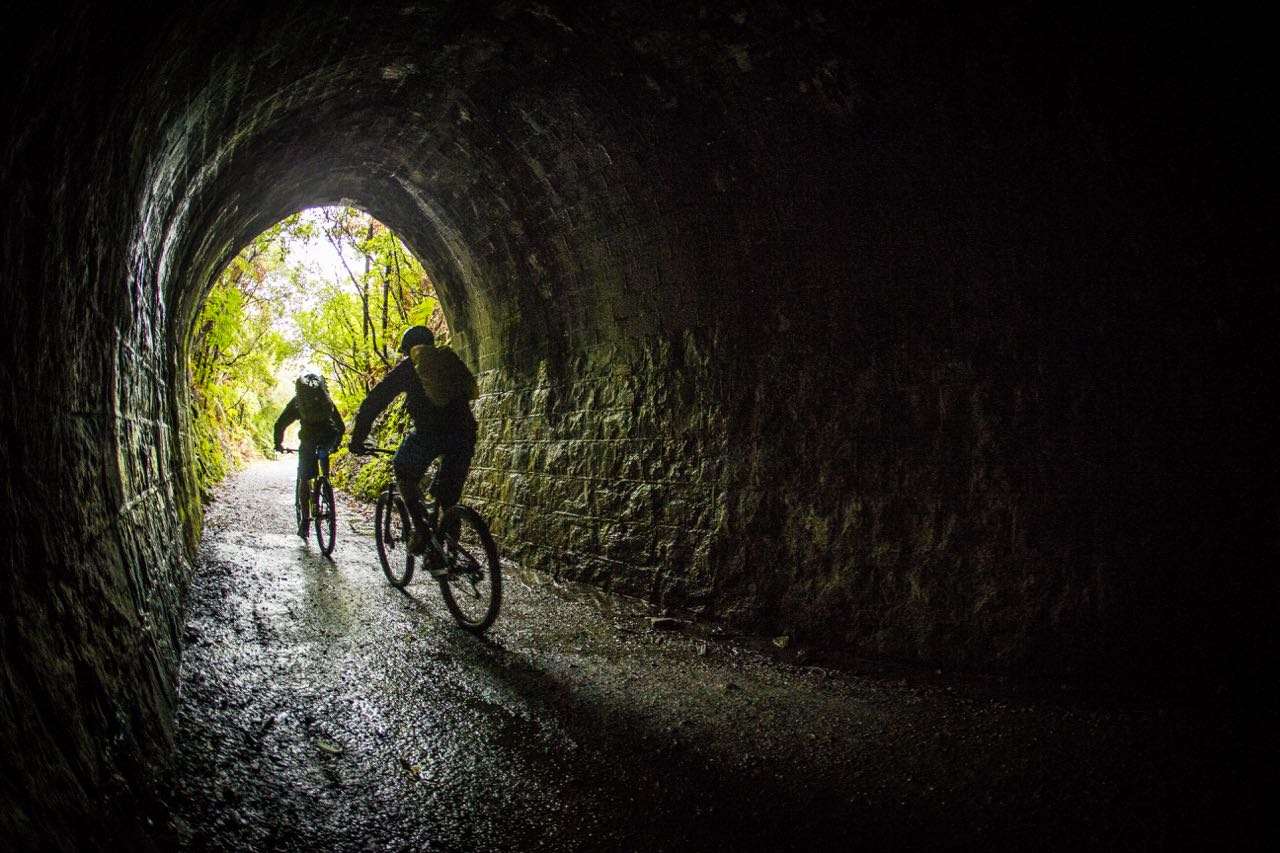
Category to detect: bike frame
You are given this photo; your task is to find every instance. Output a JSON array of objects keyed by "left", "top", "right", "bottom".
[
  {"left": 281, "top": 445, "right": 338, "bottom": 555},
  {"left": 282, "top": 446, "right": 331, "bottom": 508},
  {"left": 367, "top": 444, "right": 501, "bottom": 630}
]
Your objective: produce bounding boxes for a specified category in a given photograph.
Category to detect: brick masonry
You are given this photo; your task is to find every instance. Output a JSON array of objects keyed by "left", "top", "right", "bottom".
[{"left": 467, "top": 335, "right": 724, "bottom": 605}]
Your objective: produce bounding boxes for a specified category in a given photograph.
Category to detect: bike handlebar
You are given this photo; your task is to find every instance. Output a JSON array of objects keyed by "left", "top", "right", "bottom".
[{"left": 284, "top": 445, "right": 395, "bottom": 457}]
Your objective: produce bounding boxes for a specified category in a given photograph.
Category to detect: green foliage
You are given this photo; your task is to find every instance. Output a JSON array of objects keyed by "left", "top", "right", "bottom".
[
  {"left": 293, "top": 207, "right": 446, "bottom": 411},
  {"left": 190, "top": 402, "right": 229, "bottom": 499},
  {"left": 189, "top": 217, "right": 302, "bottom": 493},
  {"left": 189, "top": 207, "right": 446, "bottom": 500},
  {"left": 329, "top": 407, "right": 412, "bottom": 499}
]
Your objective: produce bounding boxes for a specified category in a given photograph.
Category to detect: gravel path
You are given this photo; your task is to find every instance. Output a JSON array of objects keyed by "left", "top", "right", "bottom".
[{"left": 163, "top": 459, "right": 1257, "bottom": 851}]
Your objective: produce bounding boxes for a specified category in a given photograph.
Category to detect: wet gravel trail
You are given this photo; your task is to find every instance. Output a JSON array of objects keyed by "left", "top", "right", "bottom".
[{"left": 165, "top": 460, "right": 1258, "bottom": 851}]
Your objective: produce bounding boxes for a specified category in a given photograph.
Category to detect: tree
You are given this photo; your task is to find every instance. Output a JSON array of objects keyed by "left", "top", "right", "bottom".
[
  {"left": 188, "top": 217, "right": 301, "bottom": 491},
  {"left": 187, "top": 207, "right": 445, "bottom": 495},
  {"left": 293, "top": 207, "right": 445, "bottom": 408}
]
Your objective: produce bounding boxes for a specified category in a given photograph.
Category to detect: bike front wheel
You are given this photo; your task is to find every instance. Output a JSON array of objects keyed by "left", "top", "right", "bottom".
[
  {"left": 375, "top": 491, "right": 415, "bottom": 588},
  {"left": 314, "top": 478, "right": 336, "bottom": 556},
  {"left": 437, "top": 505, "right": 501, "bottom": 632},
  {"left": 294, "top": 483, "right": 305, "bottom": 535}
]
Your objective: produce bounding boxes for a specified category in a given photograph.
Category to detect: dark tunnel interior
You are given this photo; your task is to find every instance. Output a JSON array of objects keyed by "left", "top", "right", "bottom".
[{"left": 0, "top": 1, "right": 1272, "bottom": 847}]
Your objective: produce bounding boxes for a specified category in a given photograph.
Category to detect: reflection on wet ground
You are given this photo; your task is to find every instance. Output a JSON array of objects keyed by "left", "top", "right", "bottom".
[{"left": 164, "top": 460, "right": 1256, "bottom": 851}]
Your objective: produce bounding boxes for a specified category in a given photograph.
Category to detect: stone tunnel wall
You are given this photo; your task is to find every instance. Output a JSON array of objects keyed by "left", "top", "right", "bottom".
[
  {"left": 468, "top": 334, "right": 726, "bottom": 604},
  {"left": 376, "top": 1, "right": 1274, "bottom": 679},
  {"left": 0, "top": 7, "right": 198, "bottom": 845},
  {"left": 0, "top": 1, "right": 1271, "bottom": 847}
]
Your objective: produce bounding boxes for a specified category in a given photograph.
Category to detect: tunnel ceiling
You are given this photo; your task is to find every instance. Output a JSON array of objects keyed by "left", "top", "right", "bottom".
[{"left": 130, "top": 0, "right": 867, "bottom": 372}]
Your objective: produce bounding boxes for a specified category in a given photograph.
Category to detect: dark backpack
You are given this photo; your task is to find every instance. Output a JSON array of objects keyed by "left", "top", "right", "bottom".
[
  {"left": 294, "top": 377, "right": 333, "bottom": 424},
  {"left": 409, "top": 344, "right": 477, "bottom": 407}
]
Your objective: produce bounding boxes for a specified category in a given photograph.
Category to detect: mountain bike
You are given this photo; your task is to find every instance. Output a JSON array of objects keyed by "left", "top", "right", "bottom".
[
  {"left": 367, "top": 448, "right": 502, "bottom": 632},
  {"left": 281, "top": 446, "right": 337, "bottom": 557}
]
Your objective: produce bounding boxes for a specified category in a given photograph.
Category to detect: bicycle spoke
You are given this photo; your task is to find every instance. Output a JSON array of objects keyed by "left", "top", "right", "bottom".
[
  {"left": 434, "top": 507, "right": 500, "bottom": 631},
  {"left": 376, "top": 492, "right": 415, "bottom": 588}
]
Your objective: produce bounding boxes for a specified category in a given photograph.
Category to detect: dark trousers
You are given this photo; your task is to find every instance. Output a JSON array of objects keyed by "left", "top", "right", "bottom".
[
  {"left": 295, "top": 438, "right": 331, "bottom": 481},
  {"left": 295, "top": 440, "right": 332, "bottom": 522},
  {"left": 393, "top": 429, "right": 475, "bottom": 526}
]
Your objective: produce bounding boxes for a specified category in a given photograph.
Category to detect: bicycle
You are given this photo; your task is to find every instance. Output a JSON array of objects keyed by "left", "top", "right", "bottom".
[
  {"left": 281, "top": 446, "right": 337, "bottom": 557},
  {"left": 366, "top": 448, "right": 502, "bottom": 632}
]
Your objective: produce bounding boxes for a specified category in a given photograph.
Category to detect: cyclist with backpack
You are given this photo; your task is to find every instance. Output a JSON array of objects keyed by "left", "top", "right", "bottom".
[
  {"left": 348, "top": 325, "right": 477, "bottom": 558},
  {"left": 274, "top": 370, "right": 346, "bottom": 538}
]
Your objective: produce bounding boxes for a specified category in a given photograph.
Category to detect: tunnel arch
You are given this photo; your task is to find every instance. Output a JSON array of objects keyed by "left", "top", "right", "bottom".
[{"left": 1, "top": 1, "right": 1269, "bottom": 845}]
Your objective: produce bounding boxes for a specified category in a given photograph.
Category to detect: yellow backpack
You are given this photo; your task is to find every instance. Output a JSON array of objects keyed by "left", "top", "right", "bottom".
[{"left": 409, "top": 344, "right": 478, "bottom": 407}]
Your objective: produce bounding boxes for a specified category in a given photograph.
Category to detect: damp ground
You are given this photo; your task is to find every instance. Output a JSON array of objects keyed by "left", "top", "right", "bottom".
[{"left": 160, "top": 459, "right": 1258, "bottom": 851}]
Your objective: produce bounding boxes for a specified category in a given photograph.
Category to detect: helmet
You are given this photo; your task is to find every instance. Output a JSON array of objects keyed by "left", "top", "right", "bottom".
[
  {"left": 399, "top": 325, "right": 434, "bottom": 355},
  {"left": 295, "top": 369, "right": 326, "bottom": 391}
]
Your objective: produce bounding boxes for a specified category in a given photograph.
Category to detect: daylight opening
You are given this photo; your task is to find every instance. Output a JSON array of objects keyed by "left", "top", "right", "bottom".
[{"left": 188, "top": 206, "right": 448, "bottom": 496}]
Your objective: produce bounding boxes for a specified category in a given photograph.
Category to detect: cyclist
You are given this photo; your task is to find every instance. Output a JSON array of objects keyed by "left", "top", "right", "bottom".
[
  {"left": 348, "top": 325, "right": 477, "bottom": 556},
  {"left": 274, "top": 369, "right": 345, "bottom": 538}
]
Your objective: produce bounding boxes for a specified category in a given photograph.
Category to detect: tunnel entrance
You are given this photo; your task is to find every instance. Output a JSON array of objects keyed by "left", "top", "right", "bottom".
[{"left": 187, "top": 206, "right": 448, "bottom": 498}]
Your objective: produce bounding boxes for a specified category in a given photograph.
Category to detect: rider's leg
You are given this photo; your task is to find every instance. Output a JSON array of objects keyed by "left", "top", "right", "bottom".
[
  {"left": 296, "top": 439, "right": 321, "bottom": 536},
  {"left": 393, "top": 431, "right": 440, "bottom": 552},
  {"left": 429, "top": 431, "right": 476, "bottom": 541},
  {"left": 394, "top": 466, "right": 429, "bottom": 528},
  {"left": 295, "top": 476, "right": 312, "bottom": 536}
]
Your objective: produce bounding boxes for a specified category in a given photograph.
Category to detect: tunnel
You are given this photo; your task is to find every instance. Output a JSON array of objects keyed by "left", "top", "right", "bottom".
[{"left": 0, "top": 1, "right": 1270, "bottom": 847}]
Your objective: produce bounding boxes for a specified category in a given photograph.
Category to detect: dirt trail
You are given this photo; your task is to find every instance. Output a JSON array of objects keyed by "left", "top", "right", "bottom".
[{"left": 163, "top": 459, "right": 1253, "bottom": 851}]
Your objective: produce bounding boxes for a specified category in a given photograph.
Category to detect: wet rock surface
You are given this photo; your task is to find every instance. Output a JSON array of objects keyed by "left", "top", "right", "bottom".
[{"left": 162, "top": 461, "right": 1256, "bottom": 851}]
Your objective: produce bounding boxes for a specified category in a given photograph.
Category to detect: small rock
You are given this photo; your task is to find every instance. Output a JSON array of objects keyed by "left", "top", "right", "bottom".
[
  {"left": 170, "top": 815, "right": 193, "bottom": 840},
  {"left": 772, "top": 635, "right": 790, "bottom": 649},
  {"left": 315, "top": 738, "right": 344, "bottom": 755}
]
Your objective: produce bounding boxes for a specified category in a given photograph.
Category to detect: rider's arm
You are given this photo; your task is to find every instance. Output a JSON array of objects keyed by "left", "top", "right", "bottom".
[
  {"left": 273, "top": 398, "right": 299, "bottom": 449},
  {"left": 350, "top": 360, "right": 411, "bottom": 445},
  {"left": 329, "top": 401, "right": 346, "bottom": 449}
]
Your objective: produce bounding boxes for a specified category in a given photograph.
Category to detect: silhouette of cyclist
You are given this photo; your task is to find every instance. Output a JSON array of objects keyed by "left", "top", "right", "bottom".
[
  {"left": 348, "top": 325, "right": 477, "bottom": 554},
  {"left": 274, "top": 370, "right": 345, "bottom": 538}
]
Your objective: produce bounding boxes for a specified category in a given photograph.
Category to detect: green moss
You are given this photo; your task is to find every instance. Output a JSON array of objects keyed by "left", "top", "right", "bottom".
[
  {"left": 329, "top": 406, "right": 410, "bottom": 501},
  {"left": 190, "top": 395, "right": 272, "bottom": 502}
]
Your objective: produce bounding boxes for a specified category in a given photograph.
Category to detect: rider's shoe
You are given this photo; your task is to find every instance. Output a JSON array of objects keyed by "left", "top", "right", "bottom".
[
  {"left": 409, "top": 525, "right": 431, "bottom": 555},
  {"left": 425, "top": 551, "right": 450, "bottom": 579},
  {"left": 297, "top": 521, "right": 309, "bottom": 539},
  {"left": 409, "top": 526, "right": 450, "bottom": 578}
]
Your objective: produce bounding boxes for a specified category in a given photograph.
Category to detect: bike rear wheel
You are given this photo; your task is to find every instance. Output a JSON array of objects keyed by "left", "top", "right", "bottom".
[
  {"left": 376, "top": 491, "right": 415, "bottom": 588},
  {"left": 437, "top": 505, "right": 501, "bottom": 632},
  {"left": 314, "top": 478, "right": 336, "bottom": 556}
]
